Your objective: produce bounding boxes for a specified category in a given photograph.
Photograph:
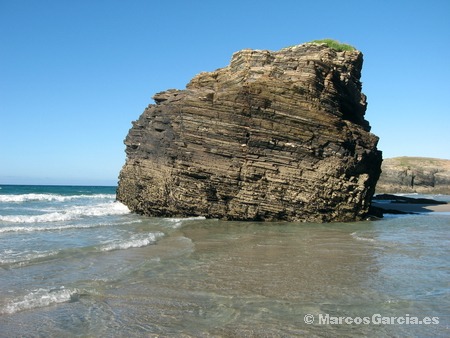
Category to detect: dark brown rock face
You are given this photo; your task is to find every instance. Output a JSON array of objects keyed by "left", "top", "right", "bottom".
[{"left": 117, "top": 43, "right": 382, "bottom": 222}]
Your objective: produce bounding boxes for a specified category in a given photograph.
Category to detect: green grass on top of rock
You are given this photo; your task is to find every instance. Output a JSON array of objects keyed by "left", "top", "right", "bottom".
[{"left": 309, "top": 39, "right": 356, "bottom": 51}]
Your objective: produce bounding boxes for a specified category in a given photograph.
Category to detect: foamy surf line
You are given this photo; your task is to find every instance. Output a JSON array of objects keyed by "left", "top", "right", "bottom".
[
  {"left": 0, "top": 250, "right": 59, "bottom": 266},
  {"left": 0, "top": 223, "right": 108, "bottom": 234},
  {"left": 0, "top": 219, "right": 142, "bottom": 233},
  {"left": 0, "top": 232, "right": 162, "bottom": 266},
  {"left": 1, "top": 287, "right": 80, "bottom": 314},
  {"left": 164, "top": 216, "right": 206, "bottom": 228},
  {"left": 0, "top": 193, "right": 115, "bottom": 203},
  {"left": 351, "top": 232, "right": 375, "bottom": 242},
  {"left": 99, "top": 232, "right": 164, "bottom": 251},
  {"left": 0, "top": 202, "right": 130, "bottom": 223}
]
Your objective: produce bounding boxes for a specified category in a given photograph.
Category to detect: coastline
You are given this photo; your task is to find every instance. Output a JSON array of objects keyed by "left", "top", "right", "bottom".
[
  {"left": 372, "top": 201, "right": 450, "bottom": 214},
  {"left": 372, "top": 193, "right": 450, "bottom": 215}
]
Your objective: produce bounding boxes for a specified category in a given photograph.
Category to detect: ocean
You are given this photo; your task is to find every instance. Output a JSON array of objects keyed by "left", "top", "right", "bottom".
[{"left": 0, "top": 185, "right": 449, "bottom": 337}]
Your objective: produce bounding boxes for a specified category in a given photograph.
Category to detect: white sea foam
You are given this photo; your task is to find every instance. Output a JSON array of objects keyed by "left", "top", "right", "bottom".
[
  {"left": 164, "top": 216, "right": 206, "bottom": 228},
  {"left": 0, "top": 223, "right": 102, "bottom": 233},
  {"left": 99, "top": 232, "right": 164, "bottom": 252},
  {"left": 0, "top": 218, "right": 141, "bottom": 233},
  {"left": 0, "top": 202, "right": 130, "bottom": 223},
  {"left": 0, "top": 193, "right": 115, "bottom": 203},
  {"left": 1, "top": 287, "right": 79, "bottom": 314},
  {"left": 351, "top": 232, "right": 375, "bottom": 242},
  {"left": 0, "top": 250, "right": 59, "bottom": 265}
]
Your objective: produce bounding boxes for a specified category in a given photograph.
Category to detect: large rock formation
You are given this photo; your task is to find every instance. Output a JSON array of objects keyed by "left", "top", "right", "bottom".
[
  {"left": 117, "top": 42, "right": 382, "bottom": 222},
  {"left": 376, "top": 157, "right": 450, "bottom": 194}
]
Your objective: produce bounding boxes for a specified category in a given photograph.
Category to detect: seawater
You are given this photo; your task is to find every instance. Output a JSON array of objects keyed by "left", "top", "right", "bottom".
[{"left": 0, "top": 185, "right": 449, "bottom": 337}]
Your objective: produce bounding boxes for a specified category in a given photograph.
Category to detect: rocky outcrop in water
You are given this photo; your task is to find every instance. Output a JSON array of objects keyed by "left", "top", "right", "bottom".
[
  {"left": 376, "top": 157, "right": 450, "bottom": 194},
  {"left": 117, "top": 42, "right": 382, "bottom": 222}
]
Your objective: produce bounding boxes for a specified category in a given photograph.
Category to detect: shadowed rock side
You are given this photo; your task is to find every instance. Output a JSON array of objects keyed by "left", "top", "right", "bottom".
[{"left": 117, "top": 43, "right": 382, "bottom": 222}]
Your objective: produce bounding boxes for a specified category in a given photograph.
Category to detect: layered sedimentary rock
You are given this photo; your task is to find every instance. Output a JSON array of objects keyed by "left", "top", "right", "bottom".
[
  {"left": 376, "top": 157, "right": 450, "bottom": 194},
  {"left": 117, "top": 42, "right": 382, "bottom": 222}
]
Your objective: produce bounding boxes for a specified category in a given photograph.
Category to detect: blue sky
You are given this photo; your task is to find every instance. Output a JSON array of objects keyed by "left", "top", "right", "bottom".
[{"left": 1, "top": 0, "right": 449, "bottom": 185}]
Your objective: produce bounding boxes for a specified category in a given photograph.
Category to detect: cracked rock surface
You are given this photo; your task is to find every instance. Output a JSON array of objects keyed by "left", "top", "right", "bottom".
[{"left": 117, "top": 43, "right": 382, "bottom": 222}]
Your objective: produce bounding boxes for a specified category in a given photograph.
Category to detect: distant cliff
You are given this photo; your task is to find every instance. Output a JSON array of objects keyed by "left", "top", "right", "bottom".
[
  {"left": 376, "top": 157, "right": 450, "bottom": 194},
  {"left": 117, "top": 41, "right": 382, "bottom": 222}
]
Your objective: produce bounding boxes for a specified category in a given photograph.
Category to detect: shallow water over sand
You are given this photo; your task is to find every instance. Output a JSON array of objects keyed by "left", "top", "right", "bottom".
[{"left": 0, "top": 186, "right": 449, "bottom": 336}]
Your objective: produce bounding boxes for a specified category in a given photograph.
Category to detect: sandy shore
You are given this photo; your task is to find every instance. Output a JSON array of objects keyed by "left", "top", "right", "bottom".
[{"left": 372, "top": 201, "right": 450, "bottom": 214}]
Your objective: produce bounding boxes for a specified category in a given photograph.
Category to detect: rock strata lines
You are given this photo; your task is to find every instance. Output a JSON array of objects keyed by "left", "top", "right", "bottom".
[{"left": 117, "top": 42, "right": 382, "bottom": 222}]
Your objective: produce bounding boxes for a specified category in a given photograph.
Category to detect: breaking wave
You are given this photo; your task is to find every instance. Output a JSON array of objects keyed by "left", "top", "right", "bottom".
[
  {"left": 0, "top": 202, "right": 130, "bottom": 223},
  {"left": 1, "top": 287, "right": 80, "bottom": 314},
  {"left": 99, "top": 232, "right": 164, "bottom": 252},
  {"left": 0, "top": 219, "right": 140, "bottom": 234},
  {"left": 1, "top": 231, "right": 163, "bottom": 267},
  {"left": 0, "top": 223, "right": 106, "bottom": 234},
  {"left": 0, "top": 193, "right": 115, "bottom": 203},
  {"left": 164, "top": 216, "right": 206, "bottom": 228},
  {"left": 351, "top": 232, "right": 376, "bottom": 242},
  {"left": 0, "top": 250, "right": 59, "bottom": 266}
]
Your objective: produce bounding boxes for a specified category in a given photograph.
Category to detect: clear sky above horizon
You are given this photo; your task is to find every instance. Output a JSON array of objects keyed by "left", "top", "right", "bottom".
[{"left": 1, "top": 0, "right": 449, "bottom": 185}]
